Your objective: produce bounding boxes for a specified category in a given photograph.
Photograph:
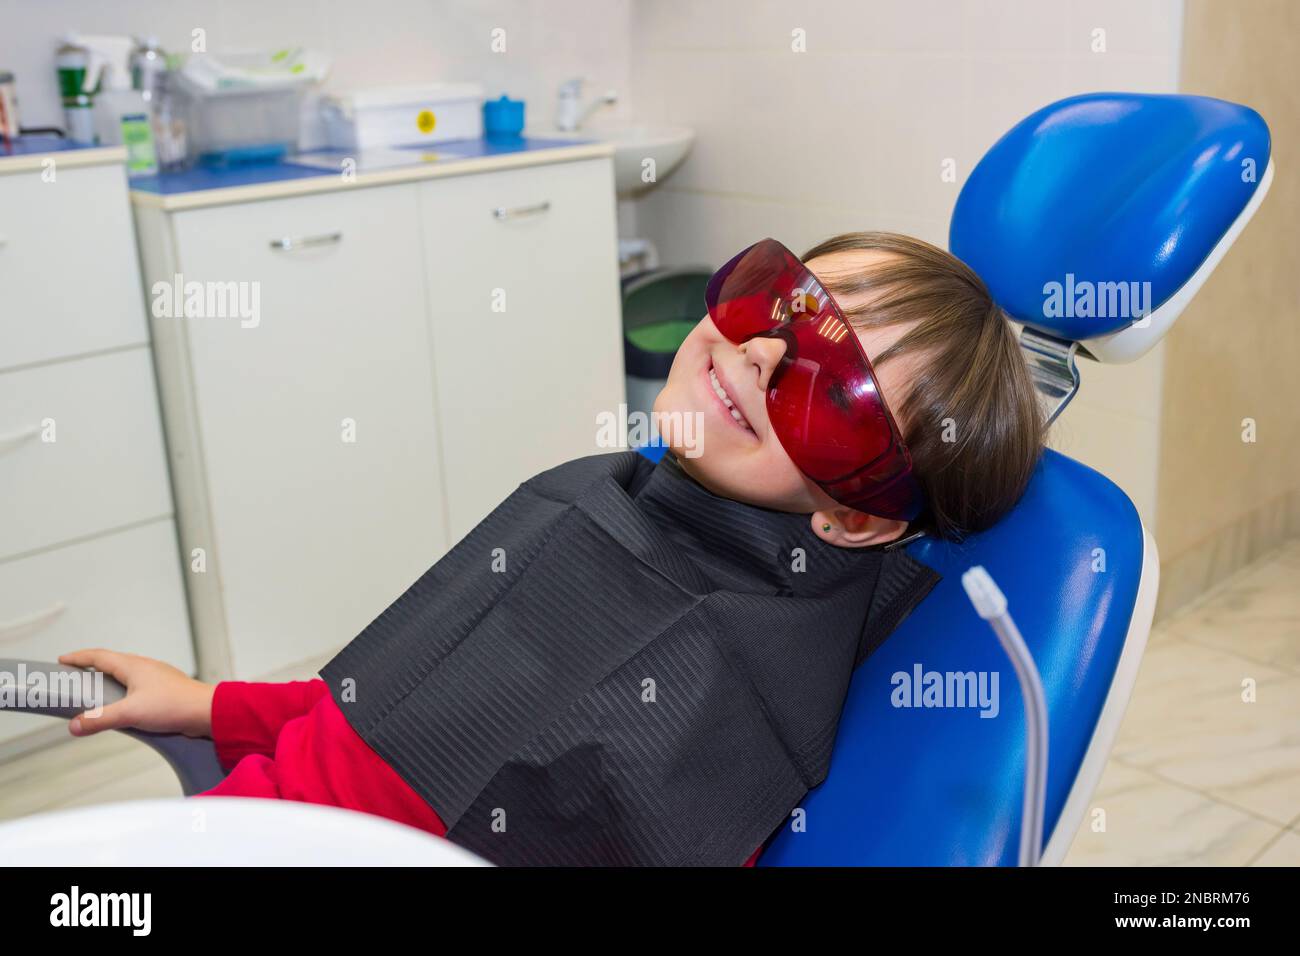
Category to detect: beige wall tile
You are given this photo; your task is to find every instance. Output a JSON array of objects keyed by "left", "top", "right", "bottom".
[
  {"left": 1050, "top": 400, "right": 1162, "bottom": 527},
  {"left": 1158, "top": 0, "right": 1300, "bottom": 595},
  {"left": 629, "top": 0, "right": 1185, "bottom": 536}
]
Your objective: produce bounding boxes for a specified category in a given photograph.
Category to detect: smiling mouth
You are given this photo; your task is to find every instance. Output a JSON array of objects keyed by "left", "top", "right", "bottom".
[{"left": 707, "top": 359, "right": 755, "bottom": 433}]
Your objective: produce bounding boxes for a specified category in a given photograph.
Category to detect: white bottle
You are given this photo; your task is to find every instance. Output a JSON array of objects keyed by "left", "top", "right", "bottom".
[
  {"left": 75, "top": 34, "right": 159, "bottom": 174},
  {"left": 75, "top": 34, "right": 136, "bottom": 145}
]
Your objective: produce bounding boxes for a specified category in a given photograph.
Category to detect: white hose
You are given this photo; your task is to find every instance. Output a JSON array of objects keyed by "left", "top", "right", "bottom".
[{"left": 961, "top": 566, "right": 1049, "bottom": 867}]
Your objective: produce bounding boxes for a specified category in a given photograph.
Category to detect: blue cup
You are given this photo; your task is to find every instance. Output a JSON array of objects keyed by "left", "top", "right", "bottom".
[{"left": 483, "top": 95, "right": 525, "bottom": 141}]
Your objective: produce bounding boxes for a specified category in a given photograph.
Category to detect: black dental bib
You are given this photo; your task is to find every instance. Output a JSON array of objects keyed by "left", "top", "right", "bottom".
[{"left": 320, "top": 451, "right": 938, "bottom": 866}]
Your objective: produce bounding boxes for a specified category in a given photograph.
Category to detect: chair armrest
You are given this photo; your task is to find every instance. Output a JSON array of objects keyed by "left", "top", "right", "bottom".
[{"left": 0, "top": 658, "right": 228, "bottom": 796}]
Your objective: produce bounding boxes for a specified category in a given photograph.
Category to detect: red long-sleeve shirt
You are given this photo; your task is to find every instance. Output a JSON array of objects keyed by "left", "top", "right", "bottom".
[{"left": 197, "top": 680, "right": 763, "bottom": 866}]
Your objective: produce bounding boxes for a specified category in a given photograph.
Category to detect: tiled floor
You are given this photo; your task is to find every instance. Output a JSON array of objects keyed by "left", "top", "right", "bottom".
[
  {"left": 1062, "top": 537, "right": 1300, "bottom": 866},
  {"left": 2, "top": 541, "right": 1297, "bottom": 865}
]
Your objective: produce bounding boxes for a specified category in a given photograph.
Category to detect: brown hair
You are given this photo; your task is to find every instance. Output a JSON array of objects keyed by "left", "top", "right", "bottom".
[{"left": 801, "top": 231, "right": 1045, "bottom": 540}]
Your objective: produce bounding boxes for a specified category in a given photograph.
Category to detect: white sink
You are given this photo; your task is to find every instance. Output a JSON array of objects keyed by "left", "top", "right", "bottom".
[
  {"left": 604, "top": 125, "right": 695, "bottom": 197},
  {"left": 543, "top": 124, "right": 695, "bottom": 197}
]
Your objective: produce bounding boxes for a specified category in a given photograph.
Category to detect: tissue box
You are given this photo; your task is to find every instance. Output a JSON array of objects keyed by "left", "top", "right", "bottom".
[{"left": 322, "top": 83, "right": 484, "bottom": 149}]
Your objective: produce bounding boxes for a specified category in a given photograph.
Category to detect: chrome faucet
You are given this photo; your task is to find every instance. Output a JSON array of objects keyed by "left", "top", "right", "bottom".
[{"left": 556, "top": 77, "right": 617, "bottom": 132}]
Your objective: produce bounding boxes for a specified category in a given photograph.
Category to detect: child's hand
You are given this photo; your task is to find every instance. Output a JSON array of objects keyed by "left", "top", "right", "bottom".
[{"left": 56, "top": 649, "right": 216, "bottom": 740}]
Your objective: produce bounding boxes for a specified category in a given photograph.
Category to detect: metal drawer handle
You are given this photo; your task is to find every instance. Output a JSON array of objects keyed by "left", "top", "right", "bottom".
[
  {"left": 0, "top": 602, "right": 67, "bottom": 644},
  {"left": 492, "top": 201, "right": 551, "bottom": 221},
  {"left": 0, "top": 422, "right": 40, "bottom": 454},
  {"left": 269, "top": 231, "right": 343, "bottom": 251}
]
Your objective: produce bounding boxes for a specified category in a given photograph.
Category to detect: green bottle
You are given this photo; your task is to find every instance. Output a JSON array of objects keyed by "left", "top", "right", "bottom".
[{"left": 56, "top": 38, "right": 96, "bottom": 144}]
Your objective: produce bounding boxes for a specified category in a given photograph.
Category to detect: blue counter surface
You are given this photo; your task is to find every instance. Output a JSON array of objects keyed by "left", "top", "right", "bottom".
[
  {"left": 128, "top": 135, "right": 596, "bottom": 196},
  {"left": 0, "top": 133, "right": 112, "bottom": 156}
]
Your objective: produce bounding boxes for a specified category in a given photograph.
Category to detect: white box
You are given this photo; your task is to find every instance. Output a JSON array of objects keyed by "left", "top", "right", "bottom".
[{"left": 322, "top": 83, "right": 485, "bottom": 149}]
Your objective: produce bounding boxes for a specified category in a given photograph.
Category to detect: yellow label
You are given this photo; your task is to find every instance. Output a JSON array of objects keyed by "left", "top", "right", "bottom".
[{"left": 416, "top": 110, "right": 436, "bottom": 134}]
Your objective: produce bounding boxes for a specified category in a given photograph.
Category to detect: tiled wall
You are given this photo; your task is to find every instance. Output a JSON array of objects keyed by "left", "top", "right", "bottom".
[
  {"left": 1155, "top": 0, "right": 1300, "bottom": 617},
  {"left": 0, "top": 0, "right": 635, "bottom": 142},
  {"left": 625, "top": 0, "right": 1185, "bottom": 529},
  {"left": 12, "top": 0, "right": 1287, "bottom": 596}
]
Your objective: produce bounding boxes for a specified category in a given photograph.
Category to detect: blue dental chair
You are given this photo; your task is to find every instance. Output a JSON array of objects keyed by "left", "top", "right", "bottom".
[
  {"left": 0, "top": 93, "right": 1273, "bottom": 866},
  {"left": 762, "top": 91, "right": 1273, "bottom": 866}
]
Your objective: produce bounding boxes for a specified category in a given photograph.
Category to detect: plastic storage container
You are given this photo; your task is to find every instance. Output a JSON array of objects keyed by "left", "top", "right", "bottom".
[
  {"left": 323, "top": 83, "right": 484, "bottom": 149},
  {"left": 182, "top": 86, "right": 302, "bottom": 166},
  {"left": 621, "top": 268, "right": 712, "bottom": 427},
  {"left": 177, "top": 49, "right": 327, "bottom": 167}
]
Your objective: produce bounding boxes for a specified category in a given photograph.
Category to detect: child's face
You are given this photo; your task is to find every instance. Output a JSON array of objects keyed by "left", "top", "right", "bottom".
[{"left": 653, "top": 249, "right": 921, "bottom": 547}]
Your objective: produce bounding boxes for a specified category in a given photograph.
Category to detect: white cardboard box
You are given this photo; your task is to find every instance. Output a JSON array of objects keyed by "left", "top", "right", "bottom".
[{"left": 323, "top": 83, "right": 485, "bottom": 149}]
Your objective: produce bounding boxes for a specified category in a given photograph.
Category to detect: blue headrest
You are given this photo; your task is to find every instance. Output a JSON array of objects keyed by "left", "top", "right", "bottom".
[
  {"left": 759, "top": 449, "right": 1145, "bottom": 865},
  {"left": 950, "top": 93, "right": 1270, "bottom": 341}
]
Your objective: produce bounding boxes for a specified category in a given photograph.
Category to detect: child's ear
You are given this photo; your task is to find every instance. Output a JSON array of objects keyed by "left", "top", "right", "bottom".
[{"left": 810, "top": 507, "right": 908, "bottom": 548}]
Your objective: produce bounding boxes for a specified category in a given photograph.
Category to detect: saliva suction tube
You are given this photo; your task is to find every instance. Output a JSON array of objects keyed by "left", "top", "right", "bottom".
[{"left": 962, "top": 566, "right": 1049, "bottom": 867}]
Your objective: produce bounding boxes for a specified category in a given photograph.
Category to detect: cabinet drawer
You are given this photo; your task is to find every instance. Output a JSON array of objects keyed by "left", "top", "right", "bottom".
[
  {"left": 419, "top": 158, "right": 624, "bottom": 540},
  {"left": 0, "top": 163, "right": 149, "bottom": 370},
  {"left": 169, "top": 184, "right": 447, "bottom": 678},
  {"left": 0, "top": 520, "right": 192, "bottom": 746},
  {"left": 0, "top": 348, "right": 174, "bottom": 561}
]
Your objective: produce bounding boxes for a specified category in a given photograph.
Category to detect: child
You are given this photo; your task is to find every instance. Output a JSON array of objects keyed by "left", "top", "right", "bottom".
[{"left": 61, "top": 232, "right": 1044, "bottom": 866}]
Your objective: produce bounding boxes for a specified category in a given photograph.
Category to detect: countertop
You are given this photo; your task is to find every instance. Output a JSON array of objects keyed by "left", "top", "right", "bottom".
[
  {"left": 0, "top": 133, "right": 611, "bottom": 209},
  {"left": 0, "top": 135, "right": 126, "bottom": 174},
  {"left": 130, "top": 135, "right": 611, "bottom": 211}
]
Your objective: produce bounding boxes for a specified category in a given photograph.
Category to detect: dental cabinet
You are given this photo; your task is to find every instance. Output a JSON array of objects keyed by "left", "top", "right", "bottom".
[
  {"left": 0, "top": 143, "right": 193, "bottom": 749},
  {"left": 131, "top": 141, "right": 624, "bottom": 680}
]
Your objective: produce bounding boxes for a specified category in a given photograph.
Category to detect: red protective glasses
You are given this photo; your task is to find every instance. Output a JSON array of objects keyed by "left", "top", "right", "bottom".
[{"left": 704, "top": 238, "right": 925, "bottom": 523}]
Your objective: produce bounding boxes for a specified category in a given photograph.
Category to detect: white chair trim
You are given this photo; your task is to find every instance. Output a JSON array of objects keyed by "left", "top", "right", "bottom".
[
  {"left": 1081, "top": 158, "right": 1275, "bottom": 364},
  {"left": 1040, "top": 521, "right": 1159, "bottom": 865}
]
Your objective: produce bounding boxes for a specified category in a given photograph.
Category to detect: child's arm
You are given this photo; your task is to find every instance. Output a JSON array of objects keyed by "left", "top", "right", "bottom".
[
  {"left": 197, "top": 689, "right": 450, "bottom": 839},
  {"left": 58, "top": 648, "right": 214, "bottom": 738},
  {"left": 56, "top": 649, "right": 328, "bottom": 768}
]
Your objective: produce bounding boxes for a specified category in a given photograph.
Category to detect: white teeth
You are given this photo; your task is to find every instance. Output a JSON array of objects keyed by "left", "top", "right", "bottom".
[
  {"left": 708, "top": 367, "right": 733, "bottom": 407},
  {"left": 709, "top": 365, "right": 753, "bottom": 432}
]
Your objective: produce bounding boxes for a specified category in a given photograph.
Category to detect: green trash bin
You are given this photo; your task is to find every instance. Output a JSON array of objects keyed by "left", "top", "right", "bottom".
[{"left": 621, "top": 267, "right": 712, "bottom": 433}]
